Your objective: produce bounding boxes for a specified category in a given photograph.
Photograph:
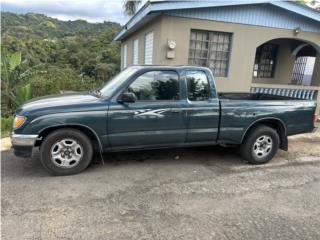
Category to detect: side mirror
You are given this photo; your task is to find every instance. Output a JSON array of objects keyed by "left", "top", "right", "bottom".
[{"left": 118, "top": 92, "right": 137, "bottom": 103}]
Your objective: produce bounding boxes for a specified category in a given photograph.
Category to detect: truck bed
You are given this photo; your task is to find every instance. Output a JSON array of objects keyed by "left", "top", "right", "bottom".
[{"left": 217, "top": 92, "right": 316, "bottom": 145}]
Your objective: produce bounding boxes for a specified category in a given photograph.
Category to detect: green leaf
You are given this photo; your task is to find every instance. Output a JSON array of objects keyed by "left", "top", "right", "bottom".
[
  {"left": 16, "top": 83, "right": 33, "bottom": 104},
  {"left": 9, "top": 52, "right": 21, "bottom": 71},
  {"left": 1, "top": 91, "right": 20, "bottom": 108},
  {"left": 1, "top": 55, "right": 9, "bottom": 82}
]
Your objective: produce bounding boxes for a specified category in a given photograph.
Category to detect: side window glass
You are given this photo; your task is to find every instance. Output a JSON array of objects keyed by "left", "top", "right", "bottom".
[
  {"left": 128, "top": 71, "right": 180, "bottom": 101},
  {"left": 187, "top": 71, "right": 210, "bottom": 101}
]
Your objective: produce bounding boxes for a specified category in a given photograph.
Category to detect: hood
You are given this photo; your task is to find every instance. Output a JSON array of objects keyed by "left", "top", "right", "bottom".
[{"left": 17, "top": 92, "right": 104, "bottom": 115}]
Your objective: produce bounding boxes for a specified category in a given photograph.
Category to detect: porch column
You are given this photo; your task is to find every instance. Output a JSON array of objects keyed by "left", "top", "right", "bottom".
[
  {"left": 311, "top": 53, "right": 320, "bottom": 86},
  {"left": 311, "top": 54, "right": 320, "bottom": 115},
  {"left": 274, "top": 43, "right": 295, "bottom": 85}
]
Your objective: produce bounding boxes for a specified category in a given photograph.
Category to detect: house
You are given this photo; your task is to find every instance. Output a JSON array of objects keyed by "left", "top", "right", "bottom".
[{"left": 114, "top": 0, "right": 320, "bottom": 113}]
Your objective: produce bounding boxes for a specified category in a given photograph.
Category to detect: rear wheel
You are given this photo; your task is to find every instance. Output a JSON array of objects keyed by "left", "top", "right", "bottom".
[
  {"left": 40, "top": 128, "right": 93, "bottom": 175},
  {"left": 240, "top": 125, "right": 279, "bottom": 164}
]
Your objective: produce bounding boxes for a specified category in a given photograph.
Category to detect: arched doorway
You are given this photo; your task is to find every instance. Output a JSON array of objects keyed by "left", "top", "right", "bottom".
[
  {"left": 252, "top": 38, "right": 320, "bottom": 87},
  {"left": 251, "top": 38, "right": 320, "bottom": 114}
]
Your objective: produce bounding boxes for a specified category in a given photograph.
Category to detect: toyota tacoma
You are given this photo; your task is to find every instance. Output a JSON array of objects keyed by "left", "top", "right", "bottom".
[{"left": 11, "top": 66, "right": 318, "bottom": 175}]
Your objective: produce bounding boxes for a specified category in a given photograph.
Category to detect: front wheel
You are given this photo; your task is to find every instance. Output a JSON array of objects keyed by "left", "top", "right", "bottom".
[
  {"left": 40, "top": 128, "right": 93, "bottom": 175},
  {"left": 240, "top": 125, "right": 279, "bottom": 164}
]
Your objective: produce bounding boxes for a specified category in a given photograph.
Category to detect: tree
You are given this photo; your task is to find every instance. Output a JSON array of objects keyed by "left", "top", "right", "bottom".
[
  {"left": 1, "top": 12, "right": 122, "bottom": 116},
  {"left": 123, "top": 0, "right": 142, "bottom": 16},
  {"left": 298, "top": 0, "right": 320, "bottom": 10}
]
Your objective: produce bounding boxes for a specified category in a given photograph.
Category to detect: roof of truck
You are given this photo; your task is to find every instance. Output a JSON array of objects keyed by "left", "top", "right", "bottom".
[{"left": 127, "top": 65, "right": 211, "bottom": 70}]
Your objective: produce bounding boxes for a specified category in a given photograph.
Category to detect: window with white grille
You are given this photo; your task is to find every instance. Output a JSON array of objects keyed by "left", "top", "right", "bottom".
[
  {"left": 144, "top": 32, "right": 153, "bottom": 65},
  {"left": 188, "top": 29, "right": 232, "bottom": 77},
  {"left": 291, "top": 56, "right": 316, "bottom": 86},
  {"left": 123, "top": 44, "right": 127, "bottom": 68},
  {"left": 132, "top": 39, "right": 139, "bottom": 65}
]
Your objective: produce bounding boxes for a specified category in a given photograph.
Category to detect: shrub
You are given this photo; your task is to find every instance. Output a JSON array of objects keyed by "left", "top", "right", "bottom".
[
  {"left": 26, "top": 66, "right": 104, "bottom": 98},
  {"left": 1, "top": 116, "right": 14, "bottom": 138}
]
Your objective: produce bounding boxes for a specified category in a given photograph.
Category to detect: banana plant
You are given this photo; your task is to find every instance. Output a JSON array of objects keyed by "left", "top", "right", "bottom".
[
  {"left": 1, "top": 52, "right": 23, "bottom": 110},
  {"left": 16, "top": 83, "right": 32, "bottom": 104},
  {"left": 1, "top": 52, "right": 37, "bottom": 115}
]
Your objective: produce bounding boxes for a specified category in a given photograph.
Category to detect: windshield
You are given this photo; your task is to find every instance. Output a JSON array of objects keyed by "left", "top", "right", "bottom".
[{"left": 100, "top": 67, "right": 139, "bottom": 98}]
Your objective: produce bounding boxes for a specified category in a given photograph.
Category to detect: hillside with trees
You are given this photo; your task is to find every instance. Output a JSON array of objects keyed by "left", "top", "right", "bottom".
[{"left": 1, "top": 12, "right": 122, "bottom": 118}]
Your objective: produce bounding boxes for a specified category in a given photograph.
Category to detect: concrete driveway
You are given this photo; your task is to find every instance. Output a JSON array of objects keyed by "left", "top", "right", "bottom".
[{"left": 1, "top": 128, "right": 320, "bottom": 240}]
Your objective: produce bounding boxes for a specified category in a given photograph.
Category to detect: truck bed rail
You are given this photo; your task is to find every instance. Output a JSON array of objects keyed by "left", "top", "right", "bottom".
[{"left": 250, "top": 87, "right": 318, "bottom": 100}]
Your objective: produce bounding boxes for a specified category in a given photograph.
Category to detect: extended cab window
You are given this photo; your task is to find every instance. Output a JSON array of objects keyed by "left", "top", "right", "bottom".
[
  {"left": 128, "top": 71, "right": 180, "bottom": 101},
  {"left": 187, "top": 71, "right": 210, "bottom": 101}
]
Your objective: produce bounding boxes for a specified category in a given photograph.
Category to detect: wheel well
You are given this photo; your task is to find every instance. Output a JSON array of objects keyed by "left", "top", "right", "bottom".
[
  {"left": 242, "top": 119, "right": 288, "bottom": 151},
  {"left": 36, "top": 125, "right": 102, "bottom": 152}
]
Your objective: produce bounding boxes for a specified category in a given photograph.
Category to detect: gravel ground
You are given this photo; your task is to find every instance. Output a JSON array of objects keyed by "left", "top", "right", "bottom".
[{"left": 1, "top": 127, "right": 320, "bottom": 240}]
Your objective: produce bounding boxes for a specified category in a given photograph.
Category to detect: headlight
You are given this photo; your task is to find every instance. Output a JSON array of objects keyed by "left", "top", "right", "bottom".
[{"left": 13, "top": 116, "right": 26, "bottom": 129}]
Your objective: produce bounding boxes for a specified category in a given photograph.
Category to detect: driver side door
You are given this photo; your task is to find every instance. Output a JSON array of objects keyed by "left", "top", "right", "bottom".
[{"left": 107, "top": 70, "right": 187, "bottom": 149}]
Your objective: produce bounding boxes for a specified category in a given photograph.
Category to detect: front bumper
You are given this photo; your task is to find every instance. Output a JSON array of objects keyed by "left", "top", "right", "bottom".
[
  {"left": 11, "top": 134, "right": 39, "bottom": 146},
  {"left": 11, "top": 134, "right": 39, "bottom": 158}
]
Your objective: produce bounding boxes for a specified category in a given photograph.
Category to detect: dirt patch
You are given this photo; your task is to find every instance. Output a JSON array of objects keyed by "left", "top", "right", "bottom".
[{"left": 1, "top": 137, "right": 11, "bottom": 151}]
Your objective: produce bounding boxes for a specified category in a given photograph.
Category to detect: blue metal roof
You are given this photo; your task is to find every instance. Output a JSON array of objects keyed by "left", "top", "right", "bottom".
[
  {"left": 114, "top": 1, "right": 320, "bottom": 40},
  {"left": 167, "top": 3, "right": 320, "bottom": 33}
]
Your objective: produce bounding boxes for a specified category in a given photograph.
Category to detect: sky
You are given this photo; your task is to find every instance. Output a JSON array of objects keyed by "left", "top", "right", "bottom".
[
  {"left": 2, "top": 0, "right": 319, "bottom": 25},
  {"left": 1, "top": 0, "right": 134, "bottom": 24}
]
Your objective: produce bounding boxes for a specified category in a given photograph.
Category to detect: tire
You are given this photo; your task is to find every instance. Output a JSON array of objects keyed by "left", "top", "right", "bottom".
[
  {"left": 240, "top": 124, "right": 279, "bottom": 164},
  {"left": 40, "top": 128, "right": 93, "bottom": 175}
]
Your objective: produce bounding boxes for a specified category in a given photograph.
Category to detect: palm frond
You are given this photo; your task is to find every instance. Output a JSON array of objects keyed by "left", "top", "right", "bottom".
[{"left": 123, "top": 0, "right": 142, "bottom": 16}]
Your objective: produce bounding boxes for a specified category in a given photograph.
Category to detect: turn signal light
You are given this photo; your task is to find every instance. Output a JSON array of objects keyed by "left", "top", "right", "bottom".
[{"left": 13, "top": 116, "right": 26, "bottom": 129}]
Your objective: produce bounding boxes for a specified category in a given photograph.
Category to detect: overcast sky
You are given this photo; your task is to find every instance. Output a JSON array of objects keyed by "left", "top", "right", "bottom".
[
  {"left": 1, "top": 0, "right": 134, "bottom": 24},
  {"left": 2, "top": 0, "right": 319, "bottom": 25}
]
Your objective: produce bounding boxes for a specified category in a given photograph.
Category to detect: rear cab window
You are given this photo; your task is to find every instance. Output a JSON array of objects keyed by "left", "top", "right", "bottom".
[{"left": 186, "top": 70, "right": 211, "bottom": 101}]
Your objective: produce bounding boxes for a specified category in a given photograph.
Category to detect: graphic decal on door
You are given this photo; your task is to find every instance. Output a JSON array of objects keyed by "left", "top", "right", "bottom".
[{"left": 134, "top": 109, "right": 169, "bottom": 117}]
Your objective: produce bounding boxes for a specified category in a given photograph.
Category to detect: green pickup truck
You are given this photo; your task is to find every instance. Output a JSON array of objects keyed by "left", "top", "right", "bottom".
[{"left": 12, "top": 66, "right": 317, "bottom": 175}]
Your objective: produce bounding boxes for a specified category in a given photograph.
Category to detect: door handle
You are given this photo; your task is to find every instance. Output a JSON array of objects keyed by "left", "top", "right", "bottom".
[{"left": 170, "top": 109, "right": 182, "bottom": 113}]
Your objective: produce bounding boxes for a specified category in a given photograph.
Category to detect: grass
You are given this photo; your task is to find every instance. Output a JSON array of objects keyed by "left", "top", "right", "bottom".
[{"left": 1, "top": 116, "right": 14, "bottom": 138}]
